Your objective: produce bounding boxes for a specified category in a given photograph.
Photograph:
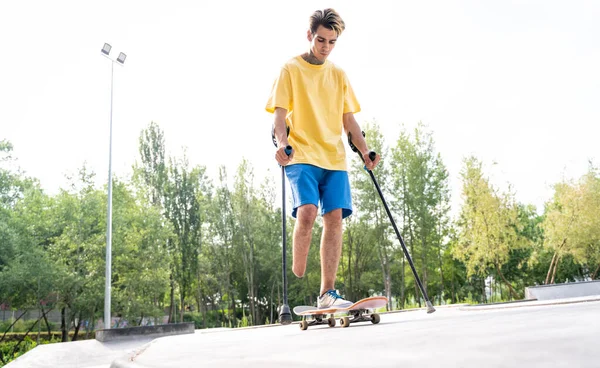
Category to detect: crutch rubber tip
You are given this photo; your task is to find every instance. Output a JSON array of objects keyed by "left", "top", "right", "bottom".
[
  {"left": 426, "top": 301, "right": 436, "bottom": 314},
  {"left": 279, "top": 304, "right": 292, "bottom": 325}
]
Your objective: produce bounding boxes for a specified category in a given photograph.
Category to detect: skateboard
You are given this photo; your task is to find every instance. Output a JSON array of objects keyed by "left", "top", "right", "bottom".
[{"left": 293, "top": 296, "right": 388, "bottom": 330}]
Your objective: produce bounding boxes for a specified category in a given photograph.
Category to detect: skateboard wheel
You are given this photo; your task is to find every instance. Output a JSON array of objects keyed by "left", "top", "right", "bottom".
[
  {"left": 328, "top": 317, "right": 336, "bottom": 327},
  {"left": 371, "top": 313, "right": 380, "bottom": 324},
  {"left": 300, "top": 320, "right": 308, "bottom": 330},
  {"left": 340, "top": 316, "right": 350, "bottom": 328}
]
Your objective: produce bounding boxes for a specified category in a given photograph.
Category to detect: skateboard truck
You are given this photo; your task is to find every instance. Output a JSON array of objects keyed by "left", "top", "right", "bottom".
[
  {"left": 339, "top": 309, "right": 381, "bottom": 328},
  {"left": 299, "top": 314, "right": 337, "bottom": 330}
]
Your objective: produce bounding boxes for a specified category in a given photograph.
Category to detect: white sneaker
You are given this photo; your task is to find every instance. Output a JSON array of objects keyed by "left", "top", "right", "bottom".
[{"left": 317, "top": 290, "right": 353, "bottom": 309}]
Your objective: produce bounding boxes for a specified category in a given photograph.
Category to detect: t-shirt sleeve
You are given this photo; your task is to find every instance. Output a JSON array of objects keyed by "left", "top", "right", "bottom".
[
  {"left": 343, "top": 72, "right": 361, "bottom": 114},
  {"left": 265, "top": 67, "right": 293, "bottom": 113}
]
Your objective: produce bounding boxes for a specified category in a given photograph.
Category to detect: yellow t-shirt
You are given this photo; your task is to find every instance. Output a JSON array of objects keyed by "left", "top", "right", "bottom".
[{"left": 265, "top": 56, "right": 361, "bottom": 171}]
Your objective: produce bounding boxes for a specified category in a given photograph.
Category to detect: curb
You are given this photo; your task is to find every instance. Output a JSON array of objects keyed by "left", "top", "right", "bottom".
[
  {"left": 459, "top": 295, "right": 600, "bottom": 311},
  {"left": 96, "top": 322, "right": 194, "bottom": 343}
]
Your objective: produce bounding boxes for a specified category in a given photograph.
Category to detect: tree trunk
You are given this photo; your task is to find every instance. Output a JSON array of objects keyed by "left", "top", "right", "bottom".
[
  {"left": 381, "top": 225, "right": 392, "bottom": 311},
  {"left": 201, "top": 296, "right": 207, "bottom": 329},
  {"left": 420, "top": 231, "right": 428, "bottom": 302},
  {"left": 481, "top": 277, "right": 487, "bottom": 304},
  {"left": 451, "top": 267, "right": 456, "bottom": 304},
  {"left": 406, "top": 203, "right": 419, "bottom": 307},
  {"left": 409, "top": 235, "right": 420, "bottom": 307},
  {"left": 400, "top": 255, "right": 405, "bottom": 309},
  {"left": 85, "top": 307, "right": 95, "bottom": 340},
  {"left": 414, "top": 277, "right": 421, "bottom": 307},
  {"left": 270, "top": 282, "right": 274, "bottom": 325},
  {"left": 592, "top": 264, "right": 600, "bottom": 280},
  {"left": 180, "top": 290, "right": 185, "bottom": 323},
  {"left": 61, "top": 307, "right": 68, "bottom": 342},
  {"left": 545, "top": 251, "right": 558, "bottom": 285},
  {"left": 72, "top": 312, "right": 83, "bottom": 341},
  {"left": 168, "top": 275, "right": 175, "bottom": 323},
  {"left": 550, "top": 254, "right": 561, "bottom": 284},
  {"left": 305, "top": 276, "right": 310, "bottom": 305},
  {"left": 230, "top": 287, "right": 237, "bottom": 327},
  {"left": 496, "top": 263, "right": 519, "bottom": 300},
  {"left": 197, "top": 276, "right": 206, "bottom": 329},
  {"left": 378, "top": 246, "right": 392, "bottom": 311},
  {"left": 438, "top": 247, "right": 444, "bottom": 304},
  {"left": 42, "top": 307, "right": 52, "bottom": 339}
]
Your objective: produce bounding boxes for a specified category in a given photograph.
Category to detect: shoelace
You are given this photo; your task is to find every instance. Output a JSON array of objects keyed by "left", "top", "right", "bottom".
[{"left": 325, "top": 289, "right": 342, "bottom": 300}]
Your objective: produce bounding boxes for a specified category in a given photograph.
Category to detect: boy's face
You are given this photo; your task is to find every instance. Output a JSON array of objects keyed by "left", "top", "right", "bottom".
[{"left": 307, "top": 25, "right": 338, "bottom": 61}]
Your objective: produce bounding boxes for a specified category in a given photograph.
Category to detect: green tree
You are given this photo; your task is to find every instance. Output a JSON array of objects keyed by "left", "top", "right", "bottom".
[
  {"left": 133, "top": 122, "right": 176, "bottom": 321},
  {"left": 164, "top": 153, "right": 208, "bottom": 322},
  {"left": 135, "top": 121, "right": 168, "bottom": 207},
  {"left": 205, "top": 166, "right": 238, "bottom": 327},
  {"left": 111, "top": 179, "right": 172, "bottom": 326},
  {"left": 453, "top": 157, "right": 522, "bottom": 300},
  {"left": 231, "top": 159, "right": 264, "bottom": 325},
  {"left": 49, "top": 167, "right": 105, "bottom": 340},
  {"left": 390, "top": 123, "right": 450, "bottom": 306},
  {"left": 542, "top": 166, "right": 600, "bottom": 283}
]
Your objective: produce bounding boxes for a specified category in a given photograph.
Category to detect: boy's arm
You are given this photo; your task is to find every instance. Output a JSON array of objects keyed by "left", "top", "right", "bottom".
[
  {"left": 343, "top": 112, "right": 380, "bottom": 170},
  {"left": 273, "top": 107, "right": 293, "bottom": 165}
]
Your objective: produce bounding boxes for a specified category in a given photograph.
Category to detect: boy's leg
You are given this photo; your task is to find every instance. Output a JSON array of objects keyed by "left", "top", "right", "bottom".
[
  {"left": 292, "top": 204, "right": 317, "bottom": 277},
  {"left": 284, "top": 164, "right": 321, "bottom": 278},
  {"left": 316, "top": 169, "right": 353, "bottom": 308},
  {"left": 319, "top": 208, "right": 343, "bottom": 295}
]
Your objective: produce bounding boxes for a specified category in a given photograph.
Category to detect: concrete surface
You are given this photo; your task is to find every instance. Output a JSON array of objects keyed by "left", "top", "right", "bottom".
[
  {"left": 6, "top": 336, "right": 155, "bottom": 368},
  {"left": 7, "top": 297, "right": 599, "bottom": 368},
  {"left": 114, "top": 297, "right": 599, "bottom": 368},
  {"left": 525, "top": 280, "right": 600, "bottom": 300},
  {"left": 95, "top": 323, "right": 194, "bottom": 342}
]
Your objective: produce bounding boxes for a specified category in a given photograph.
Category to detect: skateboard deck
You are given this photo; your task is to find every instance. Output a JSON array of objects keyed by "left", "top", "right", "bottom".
[{"left": 293, "top": 296, "right": 388, "bottom": 330}]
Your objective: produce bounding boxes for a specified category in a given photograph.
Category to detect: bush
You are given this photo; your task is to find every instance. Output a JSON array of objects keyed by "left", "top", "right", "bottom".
[
  {"left": 0, "top": 321, "right": 10, "bottom": 334},
  {"left": 183, "top": 308, "right": 251, "bottom": 329},
  {"left": 0, "top": 336, "right": 38, "bottom": 367},
  {"left": 183, "top": 310, "right": 222, "bottom": 329},
  {"left": 0, "top": 319, "right": 55, "bottom": 334}
]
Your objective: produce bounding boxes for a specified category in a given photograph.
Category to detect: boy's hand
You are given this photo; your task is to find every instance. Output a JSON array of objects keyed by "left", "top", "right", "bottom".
[
  {"left": 275, "top": 145, "right": 294, "bottom": 166},
  {"left": 363, "top": 151, "right": 380, "bottom": 171}
]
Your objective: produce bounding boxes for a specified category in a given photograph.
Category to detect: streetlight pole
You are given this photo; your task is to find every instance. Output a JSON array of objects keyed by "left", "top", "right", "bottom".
[{"left": 100, "top": 43, "right": 126, "bottom": 329}]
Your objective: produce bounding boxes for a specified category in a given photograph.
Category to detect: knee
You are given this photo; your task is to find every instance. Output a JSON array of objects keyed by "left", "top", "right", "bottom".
[
  {"left": 296, "top": 205, "right": 318, "bottom": 228},
  {"left": 323, "top": 209, "right": 343, "bottom": 228}
]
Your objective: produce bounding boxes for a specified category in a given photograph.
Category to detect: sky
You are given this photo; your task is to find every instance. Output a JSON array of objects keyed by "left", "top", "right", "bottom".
[{"left": 1, "top": 0, "right": 598, "bottom": 217}]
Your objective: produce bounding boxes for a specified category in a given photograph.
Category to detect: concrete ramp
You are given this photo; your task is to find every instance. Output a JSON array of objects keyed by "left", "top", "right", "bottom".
[
  {"left": 6, "top": 336, "right": 154, "bottom": 368},
  {"left": 7, "top": 298, "right": 600, "bottom": 368},
  {"left": 525, "top": 280, "right": 600, "bottom": 300}
]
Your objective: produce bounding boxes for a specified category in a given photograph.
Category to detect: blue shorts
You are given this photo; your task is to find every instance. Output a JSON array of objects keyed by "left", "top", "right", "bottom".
[{"left": 284, "top": 164, "right": 353, "bottom": 219}]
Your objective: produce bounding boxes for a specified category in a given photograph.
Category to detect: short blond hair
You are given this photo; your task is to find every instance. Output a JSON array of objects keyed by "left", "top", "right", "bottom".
[{"left": 309, "top": 8, "right": 345, "bottom": 36}]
